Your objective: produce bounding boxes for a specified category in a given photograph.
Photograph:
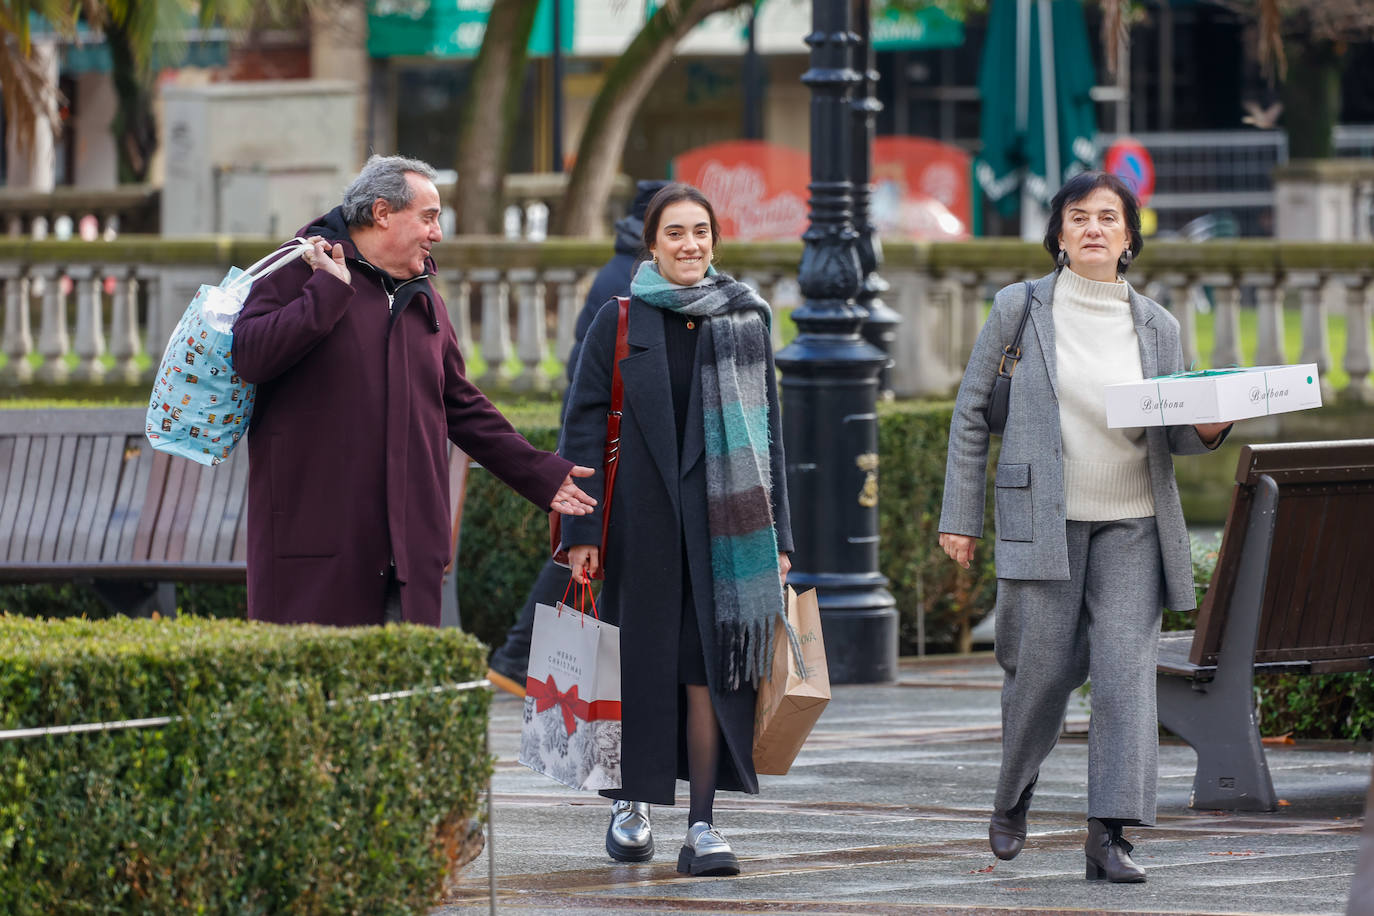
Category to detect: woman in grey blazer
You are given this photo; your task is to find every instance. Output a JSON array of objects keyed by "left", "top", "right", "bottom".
[{"left": 938, "top": 172, "right": 1231, "bottom": 883}]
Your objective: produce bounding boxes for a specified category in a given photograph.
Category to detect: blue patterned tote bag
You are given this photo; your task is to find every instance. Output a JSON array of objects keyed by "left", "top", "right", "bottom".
[{"left": 146, "top": 238, "right": 311, "bottom": 466}]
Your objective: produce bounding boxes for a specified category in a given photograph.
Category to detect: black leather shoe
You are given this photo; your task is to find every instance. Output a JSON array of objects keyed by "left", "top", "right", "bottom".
[
  {"left": 988, "top": 775, "right": 1037, "bottom": 860},
  {"left": 1085, "top": 818, "right": 1146, "bottom": 883}
]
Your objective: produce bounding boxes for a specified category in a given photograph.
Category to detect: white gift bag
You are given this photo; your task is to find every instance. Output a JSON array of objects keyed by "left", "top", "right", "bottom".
[{"left": 518, "top": 587, "right": 622, "bottom": 791}]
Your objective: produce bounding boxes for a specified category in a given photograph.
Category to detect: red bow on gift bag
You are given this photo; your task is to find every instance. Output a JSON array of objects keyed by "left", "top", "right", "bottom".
[
  {"left": 528, "top": 674, "right": 588, "bottom": 735},
  {"left": 528, "top": 674, "right": 621, "bottom": 736}
]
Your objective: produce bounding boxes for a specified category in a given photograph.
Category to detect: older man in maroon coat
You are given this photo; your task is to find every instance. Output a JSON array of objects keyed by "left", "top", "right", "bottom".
[{"left": 233, "top": 155, "right": 594, "bottom": 627}]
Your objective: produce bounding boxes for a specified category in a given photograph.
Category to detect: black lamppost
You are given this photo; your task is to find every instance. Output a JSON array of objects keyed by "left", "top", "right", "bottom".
[
  {"left": 776, "top": 0, "right": 898, "bottom": 684},
  {"left": 850, "top": 0, "right": 901, "bottom": 398}
]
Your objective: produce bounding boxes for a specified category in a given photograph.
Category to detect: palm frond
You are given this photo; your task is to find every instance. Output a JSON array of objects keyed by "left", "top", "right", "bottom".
[
  {"left": 1099, "top": 0, "right": 1129, "bottom": 77},
  {"left": 1257, "top": 0, "right": 1286, "bottom": 82}
]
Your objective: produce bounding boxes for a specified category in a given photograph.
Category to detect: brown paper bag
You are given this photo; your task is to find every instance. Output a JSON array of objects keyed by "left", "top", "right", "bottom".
[{"left": 752, "top": 586, "right": 831, "bottom": 775}]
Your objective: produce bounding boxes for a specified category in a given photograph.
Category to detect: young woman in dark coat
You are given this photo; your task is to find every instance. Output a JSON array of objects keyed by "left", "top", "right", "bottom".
[{"left": 560, "top": 183, "right": 793, "bottom": 877}]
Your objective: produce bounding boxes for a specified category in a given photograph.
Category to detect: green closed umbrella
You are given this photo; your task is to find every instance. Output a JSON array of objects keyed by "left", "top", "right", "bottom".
[{"left": 976, "top": 0, "right": 1098, "bottom": 218}]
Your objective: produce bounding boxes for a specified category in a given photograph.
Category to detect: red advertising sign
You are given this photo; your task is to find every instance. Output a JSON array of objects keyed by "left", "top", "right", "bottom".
[
  {"left": 671, "top": 137, "right": 972, "bottom": 241},
  {"left": 672, "top": 140, "right": 811, "bottom": 241},
  {"left": 872, "top": 137, "right": 971, "bottom": 240}
]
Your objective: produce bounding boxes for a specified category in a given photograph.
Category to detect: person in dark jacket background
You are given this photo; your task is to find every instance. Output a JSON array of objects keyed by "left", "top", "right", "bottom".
[
  {"left": 486, "top": 178, "right": 669, "bottom": 693},
  {"left": 232, "top": 154, "right": 596, "bottom": 628}
]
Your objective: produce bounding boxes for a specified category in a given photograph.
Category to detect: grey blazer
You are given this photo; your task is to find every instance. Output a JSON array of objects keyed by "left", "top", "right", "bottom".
[{"left": 939, "top": 271, "right": 1217, "bottom": 611}]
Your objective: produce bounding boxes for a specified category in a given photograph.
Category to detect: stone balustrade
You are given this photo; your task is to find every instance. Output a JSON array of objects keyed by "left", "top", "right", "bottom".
[
  {"left": 1, "top": 236, "right": 1371, "bottom": 405},
  {"left": 0, "top": 186, "right": 160, "bottom": 239}
]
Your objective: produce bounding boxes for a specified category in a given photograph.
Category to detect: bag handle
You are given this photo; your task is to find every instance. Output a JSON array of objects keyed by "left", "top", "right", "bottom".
[
  {"left": 557, "top": 574, "right": 600, "bottom": 623},
  {"left": 225, "top": 237, "right": 313, "bottom": 292},
  {"left": 997, "top": 281, "right": 1035, "bottom": 379}
]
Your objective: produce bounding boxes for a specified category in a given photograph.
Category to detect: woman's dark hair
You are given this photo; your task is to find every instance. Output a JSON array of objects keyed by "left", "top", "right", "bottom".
[
  {"left": 1042, "top": 171, "right": 1144, "bottom": 273},
  {"left": 641, "top": 183, "right": 722, "bottom": 252}
]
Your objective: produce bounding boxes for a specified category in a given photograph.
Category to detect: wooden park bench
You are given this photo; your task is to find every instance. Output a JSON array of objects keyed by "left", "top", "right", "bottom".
[
  {"left": 1157, "top": 439, "right": 1374, "bottom": 811},
  {"left": 0, "top": 408, "right": 468, "bottom": 625}
]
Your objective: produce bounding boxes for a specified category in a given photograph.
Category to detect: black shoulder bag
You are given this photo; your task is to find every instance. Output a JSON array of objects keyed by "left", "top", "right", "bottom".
[{"left": 983, "top": 281, "right": 1034, "bottom": 437}]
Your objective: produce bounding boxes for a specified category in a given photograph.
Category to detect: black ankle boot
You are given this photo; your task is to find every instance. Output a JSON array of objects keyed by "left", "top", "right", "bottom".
[
  {"left": 1085, "top": 818, "right": 1146, "bottom": 883},
  {"left": 988, "top": 775, "right": 1038, "bottom": 861}
]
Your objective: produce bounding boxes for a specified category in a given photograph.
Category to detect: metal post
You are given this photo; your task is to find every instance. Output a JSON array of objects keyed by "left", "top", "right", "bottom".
[
  {"left": 551, "top": 0, "right": 565, "bottom": 173},
  {"left": 776, "top": 0, "right": 897, "bottom": 685},
  {"left": 850, "top": 0, "right": 900, "bottom": 399}
]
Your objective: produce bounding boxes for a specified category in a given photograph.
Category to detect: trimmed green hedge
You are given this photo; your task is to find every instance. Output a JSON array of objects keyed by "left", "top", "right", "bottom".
[{"left": 0, "top": 616, "right": 491, "bottom": 915}]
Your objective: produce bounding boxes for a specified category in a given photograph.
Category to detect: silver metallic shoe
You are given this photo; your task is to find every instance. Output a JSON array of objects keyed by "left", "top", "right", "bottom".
[
  {"left": 676, "top": 821, "right": 740, "bottom": 876},
  {"left": 605, "top": 800, "right": 654, "bottom": 862}
]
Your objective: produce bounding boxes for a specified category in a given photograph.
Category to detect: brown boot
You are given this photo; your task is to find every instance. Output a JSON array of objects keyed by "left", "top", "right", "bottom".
[
  {"left": 1085, "top": 818, "right": 1146, "bottom": 883},
  {"left": 988, "top": 775, "right": 1037, "bottom": 860}
]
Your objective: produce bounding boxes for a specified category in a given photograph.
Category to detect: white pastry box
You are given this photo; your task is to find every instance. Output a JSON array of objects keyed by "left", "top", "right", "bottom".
[{"left": 1104, "top": 364, "right": 1322, "bottom": 428}]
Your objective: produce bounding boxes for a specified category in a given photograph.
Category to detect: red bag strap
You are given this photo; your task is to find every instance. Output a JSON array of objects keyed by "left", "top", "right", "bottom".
[{"left": 600, "top": 296, "right": 630, "bottom": 556}]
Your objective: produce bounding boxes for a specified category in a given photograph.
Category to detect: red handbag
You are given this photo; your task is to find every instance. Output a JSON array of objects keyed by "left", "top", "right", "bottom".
[{"left": 550, "top": 295, "right": 630, "bottom": 579}]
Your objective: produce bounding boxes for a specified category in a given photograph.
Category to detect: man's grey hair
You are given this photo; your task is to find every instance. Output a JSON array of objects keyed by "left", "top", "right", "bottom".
[{"left": 341, "top": 154, "right": 439, "bottom": 227}]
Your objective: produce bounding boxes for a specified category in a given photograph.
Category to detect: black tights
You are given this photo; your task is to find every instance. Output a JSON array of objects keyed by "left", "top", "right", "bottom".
[{"left": 685, "top": 684, "right": 721, "bottom": 826}]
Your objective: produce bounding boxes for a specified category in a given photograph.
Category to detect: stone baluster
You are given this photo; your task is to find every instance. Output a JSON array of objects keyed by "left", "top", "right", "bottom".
[
  {"left": 547, "top": 268, "right": 580, "bottom": 390},
  {"left": 0, "top": 266, "right": 34, "bottom": 384},
  {"left": 1206, "top": 273, "right": 1243, "bottom": 368},
  {"left": 959, "top": 273, "right": 990, "bottom": 364},
  {"left": 35, "top": 265, "right": 69, "bottom": 384},
  {"left": 1292, "top": 271, "right": 1335, "bottom": 401},
  {"left": 141, "top": 272, "right": 163, "bottom": 383},
  {"left": 1249, "top": 272, "right": 1286, "bottom": 366},
  {"left": 1158, "top": 273, "right": 1198, "bottom": 368},
  {"left": 70, "top": 264, "right": 106, "bottom": 383},
  {"left": 108, "top": 267, "right": 142, "bottom": 384},
  {"left": 474, "top": 268, "right": 510, "bottom": 387},
  {"left": 1341, "top": 274, "right": 1374, "bottom": 404},
  {"left": 442, "top": 271, "right": 474, "bottom": 355},
  {"left": 510, "top": 268, "right": 547, "bottom": 392}
]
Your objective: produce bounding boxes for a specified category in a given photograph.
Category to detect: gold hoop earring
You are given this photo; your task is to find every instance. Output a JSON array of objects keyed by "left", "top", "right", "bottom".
[
  {"left": 710, "top": 251, "right": 717, "bottom": 264},
  {"left": 652, "top": 255, "right": 658, "bottom": 268}
]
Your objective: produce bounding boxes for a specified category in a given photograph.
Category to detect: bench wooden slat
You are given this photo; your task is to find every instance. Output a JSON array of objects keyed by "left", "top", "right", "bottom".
[
  {"left": 223, "top": 452, "right": 250, "bottom": 564},
  {"left": 9, "top": 438, "right": 48, "bottom": 564},
  {"left": 102, "top": 437, "right": 147, "bottom": 564},
  {"left": 112, "top": 439, "right": 155, "bottom": 563},
  {"left": 164, "top": 460, "right": 207, "bottom": 563},
  {"left": 0, "top": 436, "right": 30, "bottom": 561},
  {"left": 132, "top": 449, "right": 172, "bottom": 562},
  {"left": 148, "top": 457, "right": 188, "bottom": 562},
  {"left": 193, "top": 456, "right": 233, "bottom": 564},
  {"left": 87, "top": 435, "right": 130, "bottom": 564},
  {"left": 180, "top": 458, "right": 219, "bottom": 564},
  {"left": 0, "top": 436, "right": 16, "bottom": 530},
  {"left": 21, "top": 436, "right": 60, "bottom": 563},
  {"left": 54, "top": 436, "right": 94, "bottom": 563},
  {"left": 1305, "top": 489, "right": 1361, "bottom": 656},
  {"left": 32, "top": 435, "right": 77, "bottom": 563},
  {"left": 70, "top": 435, "right": 112, "bottom": 564}
]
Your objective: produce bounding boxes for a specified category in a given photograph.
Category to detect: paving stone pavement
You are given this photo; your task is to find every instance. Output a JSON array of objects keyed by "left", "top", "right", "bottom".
[{"left": 435, "top": 655, "right": 1371, "bottom": 916}]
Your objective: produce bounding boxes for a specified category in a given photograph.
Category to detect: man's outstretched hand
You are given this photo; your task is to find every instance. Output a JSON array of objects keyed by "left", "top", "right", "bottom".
[{"left": 550, "top": 466, "right": 597, "bottom": 515}]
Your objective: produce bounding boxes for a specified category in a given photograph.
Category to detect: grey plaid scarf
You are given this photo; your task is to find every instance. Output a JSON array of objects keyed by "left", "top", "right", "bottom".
[{"left": 631, "top": 261, "right": 784, "bottom": 689}]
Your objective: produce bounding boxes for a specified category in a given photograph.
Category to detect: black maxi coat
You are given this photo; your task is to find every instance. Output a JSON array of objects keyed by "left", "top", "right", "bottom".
[{"left": 559, "top": 296, "right": 794, "bottom": 806}]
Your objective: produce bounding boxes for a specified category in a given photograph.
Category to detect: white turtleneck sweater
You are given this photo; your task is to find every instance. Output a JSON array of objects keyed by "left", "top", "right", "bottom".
[{"left": 1052, "top": 268, "right": 1155, "bottom": 521}]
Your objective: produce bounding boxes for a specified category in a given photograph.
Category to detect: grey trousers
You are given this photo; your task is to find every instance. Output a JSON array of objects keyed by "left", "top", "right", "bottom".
[{"left": 993, "top": 516, "right": 1164, "bottom": 824}]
